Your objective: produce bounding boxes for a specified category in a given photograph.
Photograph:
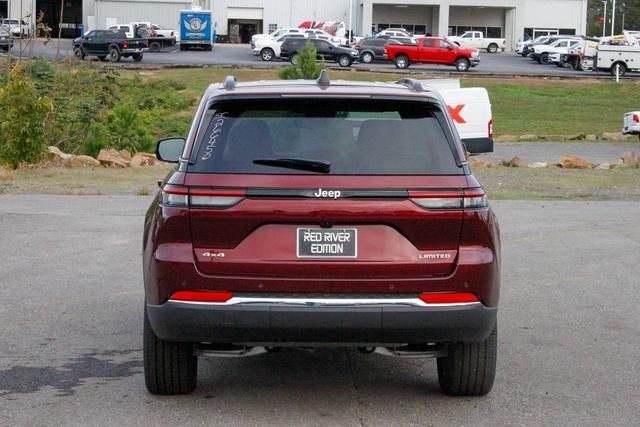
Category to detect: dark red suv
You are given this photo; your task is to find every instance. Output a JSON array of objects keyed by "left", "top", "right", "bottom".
[{"left": 143, "top": 74, "right": 500, "bottom": 396}]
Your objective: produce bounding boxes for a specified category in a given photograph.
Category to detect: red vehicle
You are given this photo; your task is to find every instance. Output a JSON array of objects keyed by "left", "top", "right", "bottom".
[
  {"left": 386, "top": 37, "right": 480, "bottom": 71},
  {"left": 143, "top": 73, "right": 500, "bottom": 396}
]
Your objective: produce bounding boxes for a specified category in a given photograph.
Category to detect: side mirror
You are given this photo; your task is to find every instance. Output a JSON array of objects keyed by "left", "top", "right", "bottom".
[{"left": 156, "top": 137, "right": 185, "bottom": 163}]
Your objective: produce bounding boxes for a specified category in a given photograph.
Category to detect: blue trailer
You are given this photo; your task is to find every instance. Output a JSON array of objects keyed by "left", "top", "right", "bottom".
[{"left": 180, "top": 9, "right": 213, "bottom": 51}]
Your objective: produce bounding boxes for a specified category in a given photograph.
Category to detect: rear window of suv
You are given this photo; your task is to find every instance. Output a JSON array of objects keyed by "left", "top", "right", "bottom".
[{"left": 188, "top": 98, "right": 462, "bottom": 175}]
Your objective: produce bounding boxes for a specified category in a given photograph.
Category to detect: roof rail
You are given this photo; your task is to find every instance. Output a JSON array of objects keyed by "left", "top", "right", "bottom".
[
  {"left": 316, "top": 69, "right": 330, "bottom": 86},
  {"left": 223, "top": 75, "right": 237, "bottom": 90},
  {"left": 396, "top": 78, "right": 424, "bottom": 92}
]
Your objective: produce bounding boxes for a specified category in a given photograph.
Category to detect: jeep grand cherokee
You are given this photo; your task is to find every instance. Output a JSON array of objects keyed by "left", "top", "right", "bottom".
[{"left": 143, "top": 73, "right": 500, "bottom": 396}]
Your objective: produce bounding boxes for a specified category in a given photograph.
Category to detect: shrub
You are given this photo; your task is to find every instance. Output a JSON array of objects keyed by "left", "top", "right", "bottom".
[
  {"left": 0, "top": 66, "right": 51, "bottom": 168},
  {"left": 279, "top": 40, "right": 324, "bottom": 80}
]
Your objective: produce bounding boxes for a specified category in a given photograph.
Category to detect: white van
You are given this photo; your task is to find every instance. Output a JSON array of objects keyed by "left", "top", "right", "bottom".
[{"left": 420, "top": 80, "right": 494, "bottom": 154}]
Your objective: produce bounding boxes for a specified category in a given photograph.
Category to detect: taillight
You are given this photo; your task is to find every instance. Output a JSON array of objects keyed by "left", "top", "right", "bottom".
[
  {"left": 190, "top": 188, "right": 246, "bottom": 207},
  {"left": 171, "top": 290, "right": 233, "bottom": 303},
  {"left": 355, "top": 43, "right": 361, "bottom": 49},
  {"left": 171, "top": 31, "right": 174, "bottom": 37},
  {"left": 409, "top": 189, "right": 487, "bottom": 209},
  {"left": 633, "top": 114, "right": 639, "bottom": 123},
  {"left": 488, "top": 118, "right": 493, "bottom": 139},
  {"left": 160, "top": 185, "right": 245, "bottom": 208},
  {"left": 419, "top": 292, "right": 478, "bottom": 304},
  {"left": 161, "top": 184, "right": 188, "bottom": 206},
  {"left": 123, "top": 40, "right": 128, "bottom": 48}
]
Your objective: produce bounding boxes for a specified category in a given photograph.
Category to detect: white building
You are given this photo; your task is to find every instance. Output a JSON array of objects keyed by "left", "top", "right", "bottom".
[{"left": 7, "top": 0, "right": 588, "bottom": 50}]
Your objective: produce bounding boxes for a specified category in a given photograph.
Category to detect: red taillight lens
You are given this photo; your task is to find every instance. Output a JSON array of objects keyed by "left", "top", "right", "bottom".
[
  {"left": 123, "top": 40, "right": 128, "bottom": 48},
  {"left": 355, "top": 44, "right": 361, "bottom": 49},
  {"left": 409, "top": 189, "right": 487, "bottom": 209},
  {"left": 488, "top": 118, "right": 493, "bottom": 139},
  {"left": 633, "top": 114, "right": 639, "bottom": 123},
  {"left": 189, "top": 188, "right": 246, "bottom": 207},
  {"left": 419, "top": 292, "right": 479, "bottom": 304},
  {"left": 171, "top": 290, "right": 233, "bottom": 303}
]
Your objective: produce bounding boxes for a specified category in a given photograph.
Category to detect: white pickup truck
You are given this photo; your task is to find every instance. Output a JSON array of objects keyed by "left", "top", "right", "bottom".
[{"left": 447, "top": 31, "right": 505, "bottom": 53}]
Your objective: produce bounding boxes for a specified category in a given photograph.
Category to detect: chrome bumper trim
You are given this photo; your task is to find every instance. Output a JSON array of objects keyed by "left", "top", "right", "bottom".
[{"left": 169, "top": 297, "right": 481, "bottom": 308}]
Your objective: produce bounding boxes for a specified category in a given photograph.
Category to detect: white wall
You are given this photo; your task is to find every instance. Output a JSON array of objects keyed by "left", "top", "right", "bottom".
[{"left": 449, "top": 6, "right": 505, "bottom": 28}]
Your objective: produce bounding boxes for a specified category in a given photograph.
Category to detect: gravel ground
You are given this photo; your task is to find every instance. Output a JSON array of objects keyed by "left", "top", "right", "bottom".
[{"left": 0, "top": 196, "right": 639, "bottom": 426}]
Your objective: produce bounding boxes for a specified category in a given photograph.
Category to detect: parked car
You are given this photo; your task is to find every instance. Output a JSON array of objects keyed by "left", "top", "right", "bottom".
[
  {"left": 0, "top": 19, "right": 29, "bottom": 38},
  {"left": 376, "top": 28, "right": 412, "bottom": 38},
  {"left": 386, "top": 37, "right": 480, "bottom": 71},
  {"left": 151, "top": 24, "right": 175, "bottom": 39},
  {"left": 447, "top": 31, "right": 505, "bottom": 53},
  {"left": 355, "top": 37, "right": 402, "bottom": 63},
  {"left": 73, "top": 29, "right": 148, "bottom": 62},
  {"left": 596, "top": 44, "right": 640, "bottom": 76},
  {"left": 144, "top": 73, "right": 500, "bottom": 396},
  {"left": 253, "top": 33, "right": 305, "bottom": 61},
  {"left": 623, "top": 111, "right": 640, "bottom": 136},
  {"left": 0, "top": 25, "right": 13, "bottom": 52},
  {"left": 251, "top": 27, "right": 304, "bottom": 48},
  {"left": 376, "top": 34, "right": 419, "bottom": 46},
  {"left": 532, "top": 38, "right": 581, "bottom": 64},
  {"left": 281, "top": 38, "right": 359, "bottom": 67},
  {"left": 301, "top": 28, "right": 346, "bottom": 46}
]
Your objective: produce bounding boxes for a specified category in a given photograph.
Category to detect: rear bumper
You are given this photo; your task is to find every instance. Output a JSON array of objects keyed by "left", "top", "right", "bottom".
[
  {"left": 146, "top": 298, "right": 497, "bottom": 345},
  {"left": 462, "top": 137, "right": 494, "bottom": 154}
]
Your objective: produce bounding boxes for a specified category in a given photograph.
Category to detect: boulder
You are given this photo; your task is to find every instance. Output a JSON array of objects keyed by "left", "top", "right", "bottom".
[
  {"left": 495, "top": 135, "right": 517, "bottom": 142},
  {"left": 527, "top": 162, "right": 548, "bottom": 169},
  {"left": 585, "top": 134, "right": 598, "bottom": 141},
  {"left": 97, "top": 149, "right": 130, "bottom": 168},
  {"left": 47, "top": 146, "right": 72, "bottom": 162},
  {"left": 131, "top": 152, "right": 156, "bottom": 167},
  {"left": 567, "top": 133, "right": 586, "bottom": 141},
  {"left": 499, "top": 156, "right": 524, "bottom": 168},
  {"left": 118, "top": 150, "right": 132, "bottom": 161},
  {"left": 66, "top": 155, "right": 101, "bottom": 168},
  {"left": 601, "top": 132, "right": 632, "bottom": 141},
  {"left": 519, "top": 134, "right": 543, "bottom": 141},
  {"left": 595, "top": 163, "right": 611, "bottom": 170},
  {"left": 560, "top": 155, "right": 592, "bottom": 169},
  {"left": 620, "top": 151, "right": 639, "bottom": 167}
]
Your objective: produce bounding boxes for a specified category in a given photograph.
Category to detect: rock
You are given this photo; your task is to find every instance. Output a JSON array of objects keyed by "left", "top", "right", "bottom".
[
  {"left": 65, "top": 155, "right": 100, "bottom": 168},
  {"left": 495, "top": 135, "right": 517, "bottom": 142},
  {"left": 47, "top": 146, "right": 72, "bottom": 162},
  {"left": 560, "top": 155, "right": 592, "bottom": 169},
  {"left": 601, "top": 132, "right": 632, "bottom": 141},
  {"left": 567, "top": 133, "right": 586, "bottom": 141},
  {"left": 595, "top": 163, "right": 611, "bottom": 170},
  {"left": 97, "top": 149, "right": 130, "bottom": 168},
  {"left": 500, "top": 156, "right": 524, "bottom": 167},
  {"left": 585, "top": 134, "right": 598, "bottom": 141},
  {"left": 519, "top": 134, "right": 543, "bottom": 141},
  {"left": 527, "top": 162, "right": 548, "bottom": 168},
  {"left": 131, "top": 152, "right": 156, "bottom": 167},
  {"left": 118, "top": 150, "right": 132, "bottom": 161},
  {"left": 620, "top": 151, "right": 639, "bottom": 167}
]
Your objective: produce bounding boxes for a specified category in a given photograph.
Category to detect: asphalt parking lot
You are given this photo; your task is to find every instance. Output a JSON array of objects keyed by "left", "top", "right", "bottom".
[
  {"left": 0, "top": 196, "right": 638, "bottom": 425},
  {"left": 6, "top": 39, "right": 639, "bottom": 78}
]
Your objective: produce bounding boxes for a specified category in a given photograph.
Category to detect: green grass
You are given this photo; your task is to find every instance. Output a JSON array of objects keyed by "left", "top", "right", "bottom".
[{"left": 122, "top": 68, "right": 640, "bottom": 138}]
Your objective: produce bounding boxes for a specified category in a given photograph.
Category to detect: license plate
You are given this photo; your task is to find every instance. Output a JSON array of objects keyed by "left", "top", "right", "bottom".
[{"left": 296, "top": 228, "right": 357, "bottom": 258}]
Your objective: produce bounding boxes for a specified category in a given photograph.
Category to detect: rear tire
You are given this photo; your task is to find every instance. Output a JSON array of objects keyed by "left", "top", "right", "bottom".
[
  {"left": 455, "top": 57, "right": 471, "bottom": 72},
  {"left": 179, "top": 44, "right": 186, "bottom": 51},
  {"left": 132, "top": 53, "right": 143, "bottom": 62},
  {"left": 610, "top": 62, "right": 627, "bottom": 77},
  {"left": 108, "top": 47, "right": 121, "bottom": 62},
  {"left": 143, "top": 306, "right": 197, "bottom": 395},
  {"left": 487, "top": 43, "right": 498, "bottom": 54},
  {"left": 290, "top": 54, "right": 299, "bottom": 65},
  {"left": 73, "top": 47, "right": 85, "bottom": 60},
  {"left": 394, "top": 54, "right": 409, "bottom": 69},
  {"left": 150, "top": 41, "right": 161, "bottom": 52},
  {"left": 360, "top": 51, "right": 374, "bottom": 64},
  {"left": 437, "top": 325, "right": 497, "bottom": 396}
]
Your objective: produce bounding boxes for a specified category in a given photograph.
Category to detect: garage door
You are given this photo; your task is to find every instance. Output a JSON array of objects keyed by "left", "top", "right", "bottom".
[{"left": 228, "top": 7, "right": 263, "bottom": 20}]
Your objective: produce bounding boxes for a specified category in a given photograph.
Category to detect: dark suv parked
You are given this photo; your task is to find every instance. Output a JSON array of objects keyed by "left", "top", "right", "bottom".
[
  {"left": 355, "top": 37, "right": 404, "bottom": 63},
  {"left": 281, "top": 38, "right": 359, "bottom": 67},
  {"left": 144, "top": 73, "right": 501, "bottom": 396}
]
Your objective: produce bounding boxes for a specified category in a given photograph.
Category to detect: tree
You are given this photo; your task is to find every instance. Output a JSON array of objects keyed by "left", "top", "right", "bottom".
[{"left": 279, "top": 39, "right": 324, "bottom": 80}]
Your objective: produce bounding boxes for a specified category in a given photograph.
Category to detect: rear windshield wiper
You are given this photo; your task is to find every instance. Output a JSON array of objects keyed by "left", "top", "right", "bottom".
[{"left": 253, "top": 158, "right": 331, "bottom": 174}]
